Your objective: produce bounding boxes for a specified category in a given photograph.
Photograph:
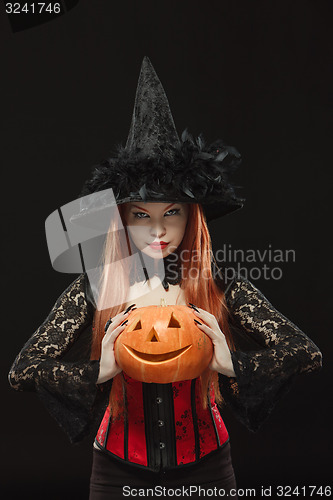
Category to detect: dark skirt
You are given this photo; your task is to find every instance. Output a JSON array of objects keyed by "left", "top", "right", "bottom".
[{"left": 89, "top": 443, "right": 238, "bottom": 499}]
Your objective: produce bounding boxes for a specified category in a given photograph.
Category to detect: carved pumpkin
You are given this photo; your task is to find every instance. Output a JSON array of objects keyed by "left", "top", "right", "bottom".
[{"left": 114, "top": 304, "right": 213, "bottom": 383}]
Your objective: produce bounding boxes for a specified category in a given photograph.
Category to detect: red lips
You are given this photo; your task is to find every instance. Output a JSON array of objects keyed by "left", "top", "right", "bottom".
[{"left": 149, "top": 241, "right": 169, "bottom": 249}]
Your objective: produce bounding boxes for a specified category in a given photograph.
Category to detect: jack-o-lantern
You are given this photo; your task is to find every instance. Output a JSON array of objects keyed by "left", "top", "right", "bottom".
[{"left": 114, "top": 304, "right": 213, "bottom": 383}]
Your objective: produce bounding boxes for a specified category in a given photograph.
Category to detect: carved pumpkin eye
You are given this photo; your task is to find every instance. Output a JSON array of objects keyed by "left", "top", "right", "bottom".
[
  {"left": 167, "top": 313, "right": 181, "bottom": 328},
  {"left": 132, "top": 319, "right": 142, "bottom": 331}
]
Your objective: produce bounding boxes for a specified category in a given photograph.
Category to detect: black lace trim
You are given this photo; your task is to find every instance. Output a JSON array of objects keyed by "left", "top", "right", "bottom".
[
  {"left": 8, "top": 274, "right": 111, "bottom": 443},
  {"left": 218, "top": 277, "right": 322, "bottom": 431},
  {"left": 8, "top": 272, "right": 322, "bottom": 442}
]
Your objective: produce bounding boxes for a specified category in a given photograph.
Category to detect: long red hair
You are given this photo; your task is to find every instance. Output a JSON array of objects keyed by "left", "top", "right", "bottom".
[{"left": 90, "top": 203, "right": 233, "bottom": 420}]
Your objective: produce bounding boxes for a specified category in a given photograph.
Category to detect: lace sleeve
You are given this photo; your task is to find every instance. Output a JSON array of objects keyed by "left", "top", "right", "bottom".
[
  {"left": 218, "top": 277, "right": 323, "bottom": 432},
  {"left": 8, "top": 274, "right": 110, "bottom": 443}
]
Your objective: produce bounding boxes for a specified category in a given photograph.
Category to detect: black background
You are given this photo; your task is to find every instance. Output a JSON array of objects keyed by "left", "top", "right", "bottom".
[{"left": 1, "top": 1, "right": 332, "bottom": 498}]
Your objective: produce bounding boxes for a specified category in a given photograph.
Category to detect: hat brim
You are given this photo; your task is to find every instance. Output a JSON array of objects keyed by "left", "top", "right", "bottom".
[{"left": 69, "top": 197, "right": 244, "bottom": 230}]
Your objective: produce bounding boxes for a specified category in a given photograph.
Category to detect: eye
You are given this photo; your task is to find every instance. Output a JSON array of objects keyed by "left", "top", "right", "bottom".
[
  {"left": 132, "top": 319, "right": 142, "bottom": 330},
  {"left": 168, "top": 313, "right": 181, "bottom": 328},
  {"left": 164, "top": 209, "right": 180, "bottom": 217},
  {"left": 133, "top": 212, "right": 149, "bottom": 219}
]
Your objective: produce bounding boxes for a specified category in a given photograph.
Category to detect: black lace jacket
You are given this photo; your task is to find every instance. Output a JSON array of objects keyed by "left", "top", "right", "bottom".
[{"left": 8, "top": 273, "right": 322, "bottom": 443}]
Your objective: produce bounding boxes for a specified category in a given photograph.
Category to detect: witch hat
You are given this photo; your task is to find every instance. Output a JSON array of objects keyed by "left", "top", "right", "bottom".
[
  {"left": 71, "top": 56, "right": 244, "bottom": 225},
  {"left": 125, "top": 57, "right": 180, "bottom": 160}
]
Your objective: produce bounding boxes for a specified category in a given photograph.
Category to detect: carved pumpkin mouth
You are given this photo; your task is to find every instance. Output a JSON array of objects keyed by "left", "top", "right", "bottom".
[{"left": 123, "top": 344, "right": 192, "bottom": 363}]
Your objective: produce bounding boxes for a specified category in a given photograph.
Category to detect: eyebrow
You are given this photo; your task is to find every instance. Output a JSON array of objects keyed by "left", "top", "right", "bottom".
[{"left": 131, "top": 203, "right": 175, "bottom": 213}]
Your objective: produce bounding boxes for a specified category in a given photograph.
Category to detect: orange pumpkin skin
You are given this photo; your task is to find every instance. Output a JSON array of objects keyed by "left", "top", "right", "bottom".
[{"left": 114, "top": 305, "right": 213, "bottom": 383}]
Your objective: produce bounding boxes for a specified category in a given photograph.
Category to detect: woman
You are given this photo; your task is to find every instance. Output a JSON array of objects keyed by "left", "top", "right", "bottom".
[{"left": 8, "top": 58, "right": 322, "bottom": 499}]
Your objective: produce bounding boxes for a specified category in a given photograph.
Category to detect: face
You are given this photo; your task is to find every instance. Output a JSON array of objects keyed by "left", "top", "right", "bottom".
[{"left": 124, "top": 202, "right": 189, "bottom": 259}]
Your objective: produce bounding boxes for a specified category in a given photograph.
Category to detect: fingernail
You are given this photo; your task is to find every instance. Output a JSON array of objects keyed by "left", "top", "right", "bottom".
[
  {"left": 194, "top": 319, "right": 202, "bottom": 325},
  {"left": 121, "top": 319, "right": 129, "bottom": 326},
  {"left": 124, "top": 304, "right": 136, "bottom": 314},
  {"left": 189, "top": 303, "right": 200, "bottom": 312},
  {"left": 104, "top": 319, "right": 112, "bottom": 333}
]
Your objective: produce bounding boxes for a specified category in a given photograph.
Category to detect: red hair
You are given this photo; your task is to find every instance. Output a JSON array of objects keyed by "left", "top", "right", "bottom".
[{"left": 90, "top": 203, "right": 233, "bottom": 420}]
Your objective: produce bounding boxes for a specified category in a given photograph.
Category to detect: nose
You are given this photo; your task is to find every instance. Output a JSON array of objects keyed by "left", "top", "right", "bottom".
[
  {"left": 150, "top": 221, "right": 166, "bottom": 239},
  {"left": 146, "top": 327, "right": 160, "bottom": 342}
]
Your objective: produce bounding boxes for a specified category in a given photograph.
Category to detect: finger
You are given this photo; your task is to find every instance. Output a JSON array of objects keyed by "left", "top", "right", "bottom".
[
  {"left": 113, "top": 307, "right": 137, "bottom": 328},
  {"left": 109, "top": 304, "right": 137, "bottom": 323},
  {"left": 104, "top": 304, "right": 139, "bottom": 337},
  {"left": 189, "top": 305, "right": 214, "bottom": 319},
  {"left": 193, "top": 320, "right": 213, "bottom": 335},
  {"left": 191, "top": 309, "right": 215, "bottom": 329},
  {"left": 107, "top": 320, "right": 129, "bottom": 344},
  {"left": 105, "top": 310, "right": 131, "bottom": 333},
  {"left": 104, "top": 318, "right": 113, "bottom": 333},
  {"left": 193, "top": 320, "right": 223, "bottom": 342},
  {"left": 123, "top": 303, "right": 137, "bottom": 314}
]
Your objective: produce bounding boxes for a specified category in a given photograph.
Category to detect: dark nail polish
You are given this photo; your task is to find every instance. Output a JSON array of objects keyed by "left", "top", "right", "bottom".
[
  {"left": 121, "top": 319, "right": 129, "bottom": 326},
  {"left": 104, "top": 319, "right": 112, "bottom": 333},
  {"left": 189, "top": 303, "right": 199, "bottom": 312},
  {"left": 194, "top": 319, "right": 202, "bottom": 325},
  {"left": 124, "top": 303, "right": 136, "bottom": 314}
]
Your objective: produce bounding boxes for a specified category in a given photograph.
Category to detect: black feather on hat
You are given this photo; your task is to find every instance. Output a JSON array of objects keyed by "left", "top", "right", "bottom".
[{"left": 72, "top": 56, "right": 244, "bottom": 225}]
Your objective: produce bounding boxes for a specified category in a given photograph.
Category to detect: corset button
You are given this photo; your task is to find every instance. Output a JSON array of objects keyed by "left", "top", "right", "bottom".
[
  {"left": 156, "top": 397, "right": 163, "bottom": 404},
  {"left": 159, "top": 442, "right": 165, "bottom": 449},
  {"left": 157, "top": 420, "right": 164, "bottom": 427}
]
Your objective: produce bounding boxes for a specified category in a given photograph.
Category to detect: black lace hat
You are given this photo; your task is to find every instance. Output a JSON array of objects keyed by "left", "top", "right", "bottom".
[{"left": 71, "top": 57, "right": 244, "bottom": 226}]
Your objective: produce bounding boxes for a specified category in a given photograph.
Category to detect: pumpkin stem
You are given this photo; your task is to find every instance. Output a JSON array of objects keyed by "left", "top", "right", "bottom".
[{"left": 160, "top": 298, "right": 167, "bottom": 307}]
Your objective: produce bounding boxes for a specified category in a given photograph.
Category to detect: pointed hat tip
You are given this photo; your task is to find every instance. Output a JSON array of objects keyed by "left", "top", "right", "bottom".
[
  {"left": 141, "top": 56, "right": 154, "bottom": 71},
  {"left": 138, "top": 56, "right": 159, "bottom": 83},
  {"left": 126, "top": 55, "right": 180, "bottom": 155}
]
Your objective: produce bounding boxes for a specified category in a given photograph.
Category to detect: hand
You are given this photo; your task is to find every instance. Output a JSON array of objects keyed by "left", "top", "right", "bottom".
[
  {"left": 190, "top": 305, "right": 236, "bottom": 378},
  {"left": 97, "top": 305, "right": 136, "bottom": 384}
]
